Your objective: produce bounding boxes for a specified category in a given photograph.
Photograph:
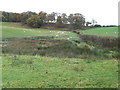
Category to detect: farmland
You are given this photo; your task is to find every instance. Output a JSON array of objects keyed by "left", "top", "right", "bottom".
[
  {"left": 1, "top": 22, "right": 119, "bottom": 88},
  {"left": 2, "top": 22, "right": 78, "bottom": 39},
  {"left": 82, "top": 27, "right": 119, "bottom": 37}
]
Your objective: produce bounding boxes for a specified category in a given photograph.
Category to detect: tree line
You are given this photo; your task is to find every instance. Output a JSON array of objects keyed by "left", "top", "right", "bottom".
[{"left": 1, "top": 11, "right": 96, "bottom": 29}]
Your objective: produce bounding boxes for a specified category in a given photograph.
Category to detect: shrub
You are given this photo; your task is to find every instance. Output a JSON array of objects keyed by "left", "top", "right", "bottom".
[
  {"left": 26, "top": 15, "right": 43, "bottom": 28},
  {"left": 80, "top": 34, "right": 118, "bottom": 49}
]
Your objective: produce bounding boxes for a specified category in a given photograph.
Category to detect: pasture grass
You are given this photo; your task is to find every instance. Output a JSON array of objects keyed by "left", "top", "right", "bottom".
[
  {"left": 82, "top": 27, "right": 119, "bottom": 37},
  {"left": 1, "top": 22, "right": 78, "bottom": 39},
  {"left": 1, "top": 22, "right": 119, "bottom": 88},
  {"left": 2, "top": 55, "right": 118, "bottom": 88}
]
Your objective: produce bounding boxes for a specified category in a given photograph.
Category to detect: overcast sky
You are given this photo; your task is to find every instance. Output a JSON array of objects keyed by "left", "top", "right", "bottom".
[{"left": 0, "top": 0, "right": 119, "bottom": 25}]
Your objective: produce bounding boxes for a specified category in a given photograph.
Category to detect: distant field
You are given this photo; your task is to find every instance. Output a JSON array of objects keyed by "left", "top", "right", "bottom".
[
  {"left": 3, "top": 55, "right": 118, "bottom": 88},
  {"left": 1, "top": 22, "right": 78, "bottom": 39},
  {"left": 82, "top": 27, "right": 119, "bottom": 37}
]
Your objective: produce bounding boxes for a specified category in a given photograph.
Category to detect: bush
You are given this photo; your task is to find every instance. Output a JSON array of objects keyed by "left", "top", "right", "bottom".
[
  {"left": 26, "top": 15, "right": 43, "bottom": 28},
  {"left": 80, "top": 34, "right": 118, "bottom": 49}
]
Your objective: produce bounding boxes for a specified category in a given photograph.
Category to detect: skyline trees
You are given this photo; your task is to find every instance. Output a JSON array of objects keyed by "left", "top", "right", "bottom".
[{"left": 1, "top": 11, "right": 97, "bottom": 29}]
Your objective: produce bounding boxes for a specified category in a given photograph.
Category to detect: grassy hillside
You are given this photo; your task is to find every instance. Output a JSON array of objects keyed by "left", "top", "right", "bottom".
[
  {"left": 82, "top": 27, "right": 118, "bottom": 37},
  {"left": 3, "top": 55, "right": 118, "bottom": 88},
  {"left": 1, "top": 22, "right": 119, "bottom": 88},
  {"left": 1, "top": 22, "right": 78, "bottom": 39}
]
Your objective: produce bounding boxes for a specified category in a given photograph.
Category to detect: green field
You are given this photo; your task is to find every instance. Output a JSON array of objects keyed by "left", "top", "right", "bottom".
[
  {"left": 1, "top": 22, "right": 119, "bottom": 88},
  {"left": 1, "top": 22, "right": 78, "bottom": 39},
  {"left": 2, "top": 55, "right": 118, "bottom": 88},
  {"left": 82, "top": 27, "right": 119, "bottom": 37}
]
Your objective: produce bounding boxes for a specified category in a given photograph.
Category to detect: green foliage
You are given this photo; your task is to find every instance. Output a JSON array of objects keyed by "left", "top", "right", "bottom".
[
  {"left": 1, "top": 11, "right": 37, "bottom": 23},
  {"left": 44, "top": 12, "right": 56, "bottom": 23},
  {"left": 26, "top": 15, "right": 42, "bottom": 28},
  {"left": 20, "top": 11, "right": 37, "bottom": 23},
  {"left": 26, "top": 12, "right": 46, "bottom": 28},
  {"left": 56, "top": 16, "right": 64, "bottom": 28},
  {"left": 2, "top": 11, "right": 86, "bottom": 29},
  {"left": 2, "top": 11, "right": 9, "bottom": 22},
  {"left": 61, "top": 13, "right": 68, "bottom": 24},
  {"left": 2, "top": 36, "right": 118, "bottom": 59},
  {"left": 80, "top": 34, "right": 118, "bottom": 49},
  {"left": 68, "top": 13, "right": 85, "bottom": 29}
]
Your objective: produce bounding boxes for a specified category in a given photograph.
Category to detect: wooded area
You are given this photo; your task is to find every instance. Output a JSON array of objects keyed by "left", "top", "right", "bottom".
[{"left": 1, "top": 11, "right": 86, "bottom": 29}]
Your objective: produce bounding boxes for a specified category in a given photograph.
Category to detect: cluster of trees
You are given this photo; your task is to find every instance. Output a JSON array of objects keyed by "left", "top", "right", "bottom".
[
  {"left": 1, "top": 11, "right": 94, "bottom": 29},
  {"left": 1, "top": 11, "right": 37, "bottom": 23}
]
